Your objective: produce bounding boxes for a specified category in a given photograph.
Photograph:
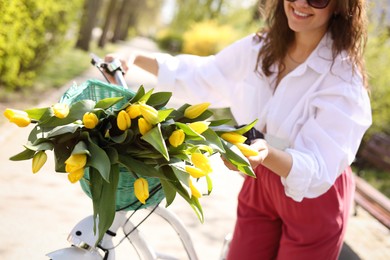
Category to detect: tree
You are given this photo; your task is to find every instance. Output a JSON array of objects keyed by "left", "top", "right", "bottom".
[
  {"left": 0, "top": 0, "right": 81, "bottom": 89},
  {"left": 98, "top": 0, "right": 119, "bottom": 48},
  {"left": 111, "top": 0, "right": 132, "bottom": 42},
  {"left": 170, "top": 0, "right": 228, "bottom": 33},
  {"left": 75, "top": 0, "right": 104, "bottom": 51}
]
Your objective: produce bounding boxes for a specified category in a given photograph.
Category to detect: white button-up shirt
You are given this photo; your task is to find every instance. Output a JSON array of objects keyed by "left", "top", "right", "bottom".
[{"left": 155, "top": 33, "right": 372, "bottom": 202}]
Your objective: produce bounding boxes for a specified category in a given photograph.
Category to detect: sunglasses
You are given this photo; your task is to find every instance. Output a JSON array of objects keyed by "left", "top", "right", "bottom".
[{"left": 286, "top": 0, "right": 331, "bottom": 9}]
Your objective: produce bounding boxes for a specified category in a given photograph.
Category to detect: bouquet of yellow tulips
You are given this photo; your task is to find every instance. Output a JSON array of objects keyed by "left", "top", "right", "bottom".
[{"left": 4, "top": 79, "right": 257, "bottom": 244}]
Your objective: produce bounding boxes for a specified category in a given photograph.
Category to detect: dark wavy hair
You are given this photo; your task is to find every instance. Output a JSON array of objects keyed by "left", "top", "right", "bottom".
[{"left": 256, "top": 0, "right": 368, "bottom": 86}]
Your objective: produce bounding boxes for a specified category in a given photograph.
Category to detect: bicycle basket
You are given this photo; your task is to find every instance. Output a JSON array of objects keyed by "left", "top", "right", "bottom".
[{"left": 60, "top": 79, "right": 165, "bottom": 211}]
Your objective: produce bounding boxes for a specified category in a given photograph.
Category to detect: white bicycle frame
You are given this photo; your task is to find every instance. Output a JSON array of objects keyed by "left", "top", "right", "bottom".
[{"left": 47, "top": 205, "right": 199, "bottom": 260}]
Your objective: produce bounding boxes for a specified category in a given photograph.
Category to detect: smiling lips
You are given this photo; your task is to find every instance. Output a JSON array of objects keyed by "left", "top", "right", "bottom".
[{"left": 293, "top": 8, "right": 311, "bottom": 18}]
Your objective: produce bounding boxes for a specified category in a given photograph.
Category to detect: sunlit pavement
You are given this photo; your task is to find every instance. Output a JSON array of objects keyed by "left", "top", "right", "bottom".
[{"left": 0, "top": 37, "right": 389, "bottom": 260}]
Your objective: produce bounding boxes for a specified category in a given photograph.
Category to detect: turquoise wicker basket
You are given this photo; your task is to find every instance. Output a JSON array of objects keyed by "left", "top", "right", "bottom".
[{"left": 60, "top": 79, "right": 165, "bottom": 211}]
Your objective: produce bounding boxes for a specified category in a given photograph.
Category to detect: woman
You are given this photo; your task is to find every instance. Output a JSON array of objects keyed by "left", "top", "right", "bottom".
[{"left": 106, "top": 0, "right": 371, "bottom": 258}]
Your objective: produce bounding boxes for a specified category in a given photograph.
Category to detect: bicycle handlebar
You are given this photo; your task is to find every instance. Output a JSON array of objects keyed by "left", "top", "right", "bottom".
[{"left": 90, "top": 53, "right": 128, "bottom": 89}]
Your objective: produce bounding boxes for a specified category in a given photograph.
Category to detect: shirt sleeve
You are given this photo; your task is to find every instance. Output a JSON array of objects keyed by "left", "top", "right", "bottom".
[
  {"left": 154, "top": 35, "right": 256, "bottom": 108},
  {"left": 282, "top": 80, "right": 372, "bottom": 202}
]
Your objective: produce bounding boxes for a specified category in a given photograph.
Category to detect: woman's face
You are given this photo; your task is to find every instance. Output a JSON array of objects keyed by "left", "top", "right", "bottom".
[{"left": 284, "top": 0, "right": 337, "bottom": 37}]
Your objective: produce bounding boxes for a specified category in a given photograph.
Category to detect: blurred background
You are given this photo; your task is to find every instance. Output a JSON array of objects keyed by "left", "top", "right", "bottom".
[{"left": 1, "top": 1, "right": 390, "bottom": 253}]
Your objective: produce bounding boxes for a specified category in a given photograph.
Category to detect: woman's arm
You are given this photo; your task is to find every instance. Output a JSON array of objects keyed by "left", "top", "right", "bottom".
[{"left": 133, "top": 55, "right": 159, "bottom": 77}]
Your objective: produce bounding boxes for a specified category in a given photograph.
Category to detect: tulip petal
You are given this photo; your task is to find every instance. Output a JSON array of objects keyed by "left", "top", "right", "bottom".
[
  {"left": 32, "top": 151, "right": 47, "bottom": 173},
  {"left": 169, "top": 129, "right": 185, "bottom": 147},
  {"left": 134, "top": 178, "right": 149, "bottom": 204}
]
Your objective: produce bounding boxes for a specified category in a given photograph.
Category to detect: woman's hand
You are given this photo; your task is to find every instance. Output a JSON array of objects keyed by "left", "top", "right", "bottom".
[
  {"left": 247, "top": 138, "right": 269, "bottom": 169},
  {"left": 103, "top": 53, "right": 130, "bottom": 84}
]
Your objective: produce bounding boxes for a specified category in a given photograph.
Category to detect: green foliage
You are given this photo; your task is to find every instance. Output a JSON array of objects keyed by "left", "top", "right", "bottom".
[
  {"left": 182, "top": 20, "right": 239, "bottom": 56},
  {"left": 157, "top": 0, "right": 260, "bottom": 54},
  {"left": 365, "top": 26, "right": 390, "bottom": 136},
  {"left": 156, "top": 29, "right": 183, "bottom": 54},
  {"left": 0, "top": 0, "right": 81, "bottom": 90},
  {"left": 352, "top": 166, "right": 390, "bottom": 198}
]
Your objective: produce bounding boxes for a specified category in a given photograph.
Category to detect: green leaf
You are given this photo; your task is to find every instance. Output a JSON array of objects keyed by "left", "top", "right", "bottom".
[
  {"left": 25, "top": 107, "right": 50, "bottom": 121},
  {"left": 95, "top": 97, "right": 124, "bottom": 110},
  {"left": 170, "top": 164, "right": 190, "bottom": 185},
  {"left": 160, "top": 178, "right": 176, "bottom": 207},
  {"left": 141, "top": 124, "right": 169, "bottom": 161},
  {"left": 89, "top": 165, "right": 119, "bottom": 245},
  {"left": 109, "top": 130, "right": 128, "bottom": 144},
  {"left": 9, "top": 148, "right": 36, "bottom": 161},
  {"left": 158, "top": 109, "right": 174, "bottom": 122},
  {"left": 24, "top": 139, "right": 54, "bottom": 151},
  {"left": 147, "top": 92, "right": 172, "bottom": 109},
  {"left": 205, "top": 175, "right": 213, "bottom": 195},
  {"left": 161, "top": 166, "right": 204, "bottom": 223},
  {"left": 72, "top": 141, "right": 90, "bottom": 155},
  {"left": 46, "top": 124, "right": 83, "bottom": 138},
  {"left": 105, "top": 147, "right": 119, "bottom": 164},
  {"left": 234, "top": 119, "right": 258, "bottom": 135},
  {"left": 138, "top": 88, "right": 154, "bottom": 103},
  {"left": 175, "top": 122, "right": 205, "bottom": 140},
  {"left": 118, "top": 155, "right": 166, "bottom": 179},
  {"left": 83, "top": 133, "right": 111, "bottom": 182},
  {"left": 190, "top": 196, "right": 204, "bottom": 223},
  {"left": 126, "top": 149, "right": 164, "bottom": 160},
  {"left": 202, "top": 128, "right": 225, "bottom": 153},
  {"left": 53, "top": 137, "right": 75, "bottom": 172},
  {"left": 27, "top": 125, "right": 40, "bottom": 143},
  {"left": 129, "top": 85, "right": 146, "bottom": 103},
  {"left": 221, "top": 141, "right": 256, "bottom": 177},
  {"left": 237, "top": 165, "right": 256, "bottom": 177},
  {"left": 209, "top": 119, "right": 232, "bottom": 127}
]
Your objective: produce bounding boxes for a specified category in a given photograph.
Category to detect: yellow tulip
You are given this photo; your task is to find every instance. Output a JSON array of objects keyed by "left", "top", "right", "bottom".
[
  {"left": 3, "top": 108, "right": 31, "bottom": 127},
  {"left": 221, "top": 132, "right": 247, "bottom": 144},
  {"left": 67, "top": 168, "right": 85, "bottom": 183},
  {"left": 188, "top": 121, "right": 210, "bottom": 134},
  {"left": 169, "top": 129, "right": 185, "bottom": 147},
  {"left": 185, "top": 165, "right": 207, "bottom": 178},
  {"left": 32, "top": 151, "right": 47, "bottom": 174},
  {"left": 139, "top": 103, "right": 159, "bottom": 125},
  {"left": 191, "top": 153, "right": 213, "bottom": 174},
  {"left": 65, "top": 153, "right": 87, "bottom": 173},
  {"left": 117, "top": 110, "right": 131, "bottom": 131},
  {"left": 138, "top": 118, "right": 152, "bottom": 135},
  {"left": 83, "top": 112, "right": 99, "bottom": 129},
  {"left": 235, "top": 143, "right": 259, "bottom": 157},
  {"left": 184, "top": 102, "right": 211, "bottom": 119},
  {"left": 126, "top": 104, "right": 141, "bottom": 119},
  {"left": 134, "top": 177, "right": 149, "bottom": 204},
  {"left": 189, "top": 179, "right": 202, "bottom": 198},
  {"left": 52, "top": 103, "right": 70, "bottom": 119}
]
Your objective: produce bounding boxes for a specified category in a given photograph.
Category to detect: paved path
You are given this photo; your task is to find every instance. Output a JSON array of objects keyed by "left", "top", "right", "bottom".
[{"left": 0, "top": 37, "right": 389, "bottom": 260}]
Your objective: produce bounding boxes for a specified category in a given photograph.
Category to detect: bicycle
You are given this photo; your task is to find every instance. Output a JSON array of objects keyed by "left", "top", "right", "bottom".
[{"left": 45, "top": 54, "right": 235, "bottom": 260}]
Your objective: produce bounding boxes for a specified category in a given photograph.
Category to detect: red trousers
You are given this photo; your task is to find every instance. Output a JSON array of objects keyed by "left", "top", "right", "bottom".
[{"left": 227, "top": 165, "right": 355, "bottom": 260}]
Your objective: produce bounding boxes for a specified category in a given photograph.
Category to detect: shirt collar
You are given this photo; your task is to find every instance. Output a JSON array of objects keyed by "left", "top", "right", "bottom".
[{"left": 304, "top": 32, "right": 334, "bottom": 74}]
